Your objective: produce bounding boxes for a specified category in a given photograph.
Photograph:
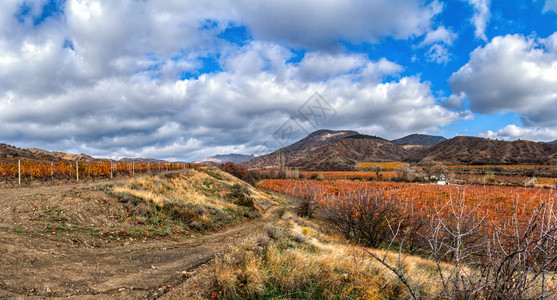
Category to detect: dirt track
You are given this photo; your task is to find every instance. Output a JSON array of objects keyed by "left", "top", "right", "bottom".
[{"left": 0, "top": 179, "right": 280, "bottom": 299}]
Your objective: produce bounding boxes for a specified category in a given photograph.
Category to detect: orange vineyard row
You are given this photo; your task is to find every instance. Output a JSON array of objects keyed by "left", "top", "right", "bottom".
[
  {"left": 297, "top": 171, "right": 400, "bottom": 180},
  {"left": 0, "top": 160, "right": 190, "bottom": 181},
  {"left": 257, "top": 179, "right": 556, "bottom": 224},
  {"left": 356, "top": 161, "right": 408, "bottom": 170}
]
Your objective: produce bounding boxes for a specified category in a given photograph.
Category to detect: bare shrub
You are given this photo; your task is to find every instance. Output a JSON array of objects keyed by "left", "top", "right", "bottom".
[
  {"left": 320, "top": 190, "right": 407, "bottom": 248},
  {"left": 363, "top": 187, "right": 557, "bottom": 299}
]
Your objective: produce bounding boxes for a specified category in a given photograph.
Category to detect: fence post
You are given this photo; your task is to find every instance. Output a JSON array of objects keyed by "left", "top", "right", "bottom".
[
  {"left": 76, "top": 161, "right": 79, "bottom": 181},
  {"left": 18, "top": 159, "right": 21, "bottom": 186},
  {"left": 51, "top": 162, "right": 53, "bottom": 180},
  {"left": 132, "top": 162, "right": 135, "bottom": 176},
  {"left": 110, "top": 162, "right": 113, "bottom": 179}
]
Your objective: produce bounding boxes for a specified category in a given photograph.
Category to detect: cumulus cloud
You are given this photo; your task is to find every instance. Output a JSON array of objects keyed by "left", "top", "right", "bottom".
[
  {"left": 450, "top": 33, "right": 557, "bottom": 127},
  {"left": 466, "top": 0, "right": 491, "bottom": 41},
  {"left": 480, "top": 125, "right": 557, "bottom": 142},
  {"left": 0, "top": 40, "right": 468, "bottom": 160},
  {"left": 0, "top": 0, "right": 465, "bottom": 161},
  {"left": 234, "top": 0, "right": 442, "bottom": 49},
  {"left": 420, "top": 26, "right": 457, "bottom": 47},
  {"left": 418, "top": 26, "right": 457, "bottom": 64}
]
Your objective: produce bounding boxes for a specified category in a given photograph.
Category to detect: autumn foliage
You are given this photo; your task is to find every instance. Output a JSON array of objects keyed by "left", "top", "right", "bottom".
[{"left": 0, "top": 159, "right": 188, "bottom": 183}]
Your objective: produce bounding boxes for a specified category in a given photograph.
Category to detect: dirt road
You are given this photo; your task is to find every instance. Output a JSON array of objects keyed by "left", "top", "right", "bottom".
[{"left": 0, "top": 179, "right": 280, "bottom": 299}]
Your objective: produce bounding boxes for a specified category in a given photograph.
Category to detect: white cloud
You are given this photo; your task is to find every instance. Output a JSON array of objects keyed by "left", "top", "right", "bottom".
[
  {"left": 480, "top": 125, "right": 557, "bottom": 142},
  {"left": 419, "top": 26, "right": 457, "bottom": 64},
  {"left": 420, "top": 26, "right": 457, "bottom": 46},
  {"left": 542, "top": 0, "right": 557, "bottom": 13},
  {"left": 450, "top": 33, "right": 557, "bottom": 127},
  {"left": 0, "top": 39, "right": 468, "bottom": 160},
  {"left": 234, "top": 0, "right": 442, "bottom": 49},
  {"left": 0, "top": 0, "right": 463, "bottom": 161},
  {"left": 426, "top": 44, "right": 451, "bottom": 64},
  {"left": 466, "top": 0, "right": 491, "bottom": 41}
]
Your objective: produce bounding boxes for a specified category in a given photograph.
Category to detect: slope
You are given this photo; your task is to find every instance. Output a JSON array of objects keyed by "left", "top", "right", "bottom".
[
  {"left": 391, "top": 133, "right": 447, "bottom": 146},
  {"left": 287, "top": 135, "right": 410, "bottom": 170},
  {"left": 414, "top": 136, "right": 557, "bottom": 165},
  {"left": 244, "top": 129, "right": 359, "bottom": 169}
]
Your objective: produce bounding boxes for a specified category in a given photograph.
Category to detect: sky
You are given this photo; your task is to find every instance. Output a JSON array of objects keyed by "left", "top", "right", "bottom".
[{"left": 1, "top": 0, "right": 557, "bottom": 161}]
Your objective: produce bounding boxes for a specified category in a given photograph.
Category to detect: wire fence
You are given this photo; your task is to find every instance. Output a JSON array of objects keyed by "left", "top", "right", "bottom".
[{"left": 0, "top": 159, "right": 192, "bottom": 187}]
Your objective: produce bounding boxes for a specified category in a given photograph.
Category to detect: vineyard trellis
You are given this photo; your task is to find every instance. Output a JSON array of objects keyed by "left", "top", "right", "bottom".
[{"left": 0, "top": 159, "right": 191, "bottom": 186}]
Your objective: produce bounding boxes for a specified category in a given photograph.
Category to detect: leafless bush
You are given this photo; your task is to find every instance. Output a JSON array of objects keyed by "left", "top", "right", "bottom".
[
  {"left": 477, "top": 200, "right": 557, "bottom": 299},
  {"left": 320, "top": 190, "right": 408, "bottom": 248},
  {"left": 294, "top": 181, "right": 318, "bottom": 218},
  {"left": 362, "top": 187, "right": 557, "bottom": 299}
]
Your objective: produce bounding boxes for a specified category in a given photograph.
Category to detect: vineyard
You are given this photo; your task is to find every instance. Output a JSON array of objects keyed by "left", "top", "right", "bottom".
[
  {"left": 0, "top": 159, "right": 190, "bottom": 186},
  {"left": 297, "top": 170, "right": 400, "bottom": 180},
  {"left": 257, "top": 179, "right": 556, "bottom": 229},
  {"left": 357, "top": 161, "right": 408, "bottom": 170}
]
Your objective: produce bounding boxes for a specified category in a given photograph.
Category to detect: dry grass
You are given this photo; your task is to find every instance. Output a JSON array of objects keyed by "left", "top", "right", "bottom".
[
  {"left": 108, "top": 167, "right": 280, "bottom": 232},
  {"left": 208, "top": 210, "right": 458, "bottom": 299}
]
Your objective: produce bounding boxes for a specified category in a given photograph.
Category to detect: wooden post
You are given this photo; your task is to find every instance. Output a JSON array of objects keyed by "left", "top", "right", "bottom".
[
  {"left": 110, "top": 162, "right": 113, "bottom": 179},
  {"left": 132, "top": 162, "right": 135, "bottom": 176},
  {"left": 51, "top": 162, "right": 53, "bottom": 180},
  {"left": 18, "top": 159, "right": 21, "bottom": 186},
  {"left": 76, "top": 161, "right": 79, "bottom": 181}
]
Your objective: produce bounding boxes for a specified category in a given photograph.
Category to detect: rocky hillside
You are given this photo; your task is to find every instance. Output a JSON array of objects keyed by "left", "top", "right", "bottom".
[
  {"left": 0, "top": 143, "right": 53, "bottom": 161},
  {"left": 391, "top": 133, "right": 447, "bottom": 146},
  {"left": 414, "top": 136, "right": 557, "bottom": 165},
  {"left": 245, "top": 130, "right": 557, "bottom": 169},
  {"left": 244, "top": 129, "right": 359, "bottom": 168},
  {"left": 287, "top": 135, "right": 410, "bottom": 170}
]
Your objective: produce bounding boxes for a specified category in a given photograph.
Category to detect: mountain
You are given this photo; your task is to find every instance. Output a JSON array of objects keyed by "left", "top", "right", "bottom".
[
  {"left": 0, "top": 144, "right": 53, "bottom": 161},
  {"left": 196, "top": 154, "right": 255, "bottom": 164},
  {"left": 120, "top": 158, "right": 168, "bottom": 163},
  {"left": 0, "top": 143, "right": 166, "bottom": 164},
  {"left": 548, "top": 139, "right": 557, "bottom": 144},
  {"left": 1, "top": 144, "right": 95, "bottom": 162},
  {"left": 244, "top": 129, "right": 359, "bottom": 169},
  {"left": 392, "top": 134, "right": 447, "bottom": 146},
  {"left": 287, "top": 135, "right": 410, "bottom": 170},
  {"left": 27, "top": 148, "right": 95, "bottom": 162},
  {"left": 414, "top": 136, "right": 557, "bottom": 165}
]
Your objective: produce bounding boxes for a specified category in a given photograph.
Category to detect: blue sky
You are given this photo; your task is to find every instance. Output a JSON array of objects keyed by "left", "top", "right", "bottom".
[{"left": 0, "top": 0, "right": 556, "bottom": 161}]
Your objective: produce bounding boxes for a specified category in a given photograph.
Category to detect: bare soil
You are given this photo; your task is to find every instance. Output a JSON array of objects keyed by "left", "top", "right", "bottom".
[{"left": 0, "top": 176, "right": 280, "bottom": 299}]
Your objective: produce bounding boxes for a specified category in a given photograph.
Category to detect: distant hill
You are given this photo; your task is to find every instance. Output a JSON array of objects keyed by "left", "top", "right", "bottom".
[
  {"left": 413, "top": 136, "right": 557, "bottom": 165},
  {"left": 287, "top": 137, "right": 410, "bottom": 170},
  {"left": 0, "top": 144, "right": 53, "bottom": 161},
  {"left": 196, "top": 154, "right": 255, "bottom": 164},
  {"left": 244, "top": 129, "right": 359, "bottom": 169},
  {"left": 1, "top": 144, "right": 95, "bottom": 162},
  {"left": 245, "top": 131, "right": 557, "bottom": 170},
  {"left": 119, "top": 158, "right": 168, "bottom": 163},
  {"left": 391, "top": 134, "right": 447, "bottom": 146},
  {"left": 549, "top": 139, "right": 557, "bottom": 144},
  {"left": 0, "top": 143, "right": 169, "bottom": 164},
  {"left": 28, "top": 148, "right": 95, "bottom": 162}
]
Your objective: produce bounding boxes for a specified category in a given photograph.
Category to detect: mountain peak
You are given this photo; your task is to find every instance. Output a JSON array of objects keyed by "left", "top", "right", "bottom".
[{"left": 391, "top": 134, "right": 447, "bottom": 146}]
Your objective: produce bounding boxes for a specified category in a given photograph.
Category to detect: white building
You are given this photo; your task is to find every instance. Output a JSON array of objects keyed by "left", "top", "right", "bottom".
[{"left": 437, "top": 174, "right": 447, "bottom": 185}]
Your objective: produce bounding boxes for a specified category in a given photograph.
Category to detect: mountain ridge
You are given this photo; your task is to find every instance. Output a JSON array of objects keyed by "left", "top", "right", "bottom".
[
  {"left": 195, "top": 153, "right": 255, "bottom": 164},
  {"left": 391, "top": 133, "right": 447, "bottom": 146},
  {"left": 243, "top": 131, "right": 557, "bottom": 169}
]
